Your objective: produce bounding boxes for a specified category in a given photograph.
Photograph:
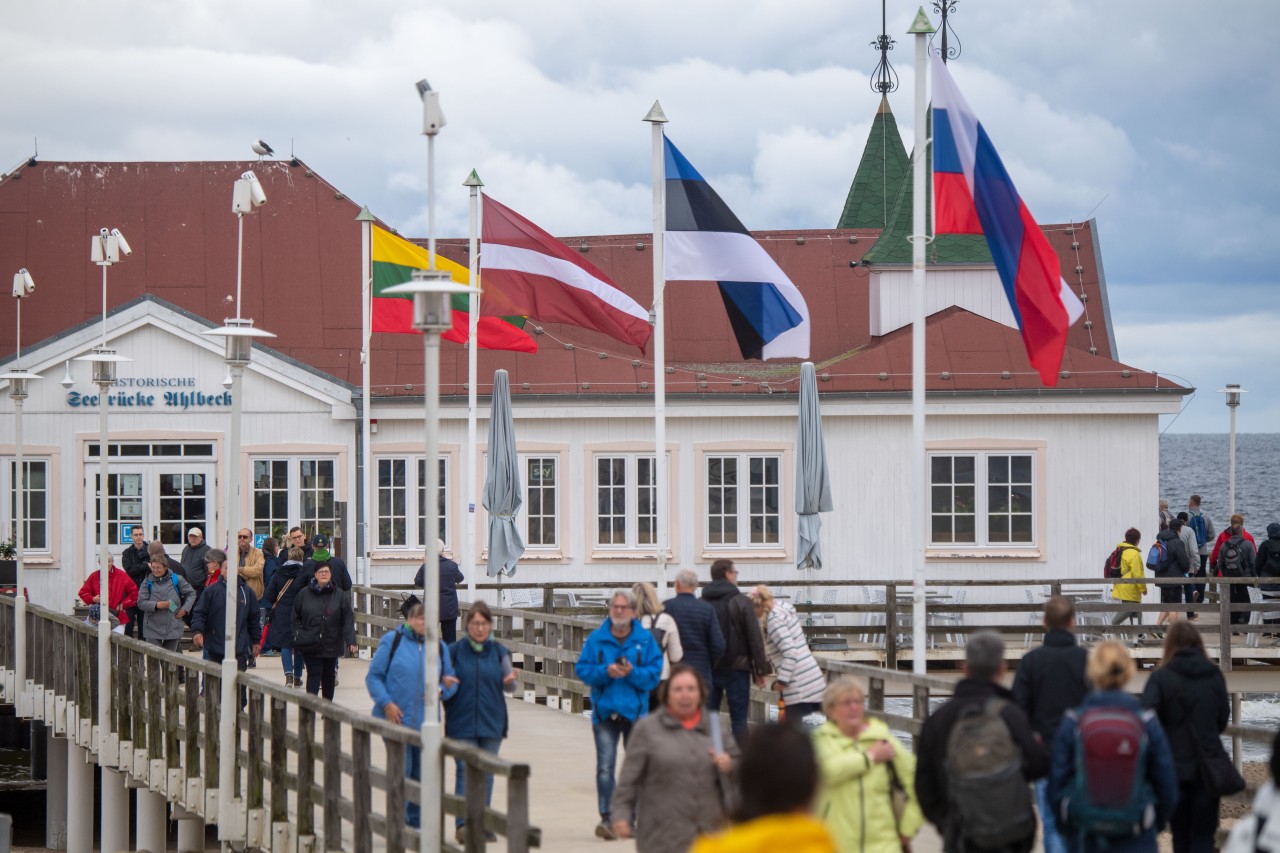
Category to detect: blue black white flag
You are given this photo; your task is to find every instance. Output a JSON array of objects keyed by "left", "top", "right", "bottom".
[{"left": 663, "top": 137, "right": 810, "bottom": 360}]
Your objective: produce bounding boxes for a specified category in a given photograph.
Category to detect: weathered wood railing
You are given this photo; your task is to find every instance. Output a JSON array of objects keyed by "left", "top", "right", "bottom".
[{"left": 0, "top": 594, "right": 540, "bottom": 853}]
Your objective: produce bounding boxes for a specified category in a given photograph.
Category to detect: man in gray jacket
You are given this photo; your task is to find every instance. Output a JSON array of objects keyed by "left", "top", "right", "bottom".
[{"left": 136, "top": 556, "right": 197, "bottom": 651}]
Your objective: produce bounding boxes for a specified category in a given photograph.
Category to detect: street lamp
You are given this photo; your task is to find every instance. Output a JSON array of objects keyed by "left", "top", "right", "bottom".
[
  {"left": 75, "top": 226, "right": 132, "bottom": 853},
  {"left": 391, "top": 74, "right": 456, "bottom": 853},
  {"left": 1, "top": 268, "right": 42, "bottom": 718},
  {"left": 1219, "top": 384, "right": 1247, "bottom": 517},
  {"left": 203, "top": 170, "right": 274, "bottom": 847}
]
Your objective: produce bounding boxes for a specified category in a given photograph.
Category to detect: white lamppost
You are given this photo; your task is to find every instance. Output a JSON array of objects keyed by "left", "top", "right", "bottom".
[
  {"left": 1, "top": 268, "right": 41, "bottom": 717},
  {"left": 204, "top": 171, "right": 274, "bottom": 847},
  {"left": 383, "top": 76, "right": 467, "bottom": 853},
  {"left": 75, "top": 227, "right": 132, "bottom": 853},
  {"left": 1219, "top": 384, "right": 1246, "bottom": 517}
]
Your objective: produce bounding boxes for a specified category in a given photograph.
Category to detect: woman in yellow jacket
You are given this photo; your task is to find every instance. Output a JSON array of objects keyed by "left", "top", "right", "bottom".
[
  {"left": 1110, "top": 527, "right": 1148, "bottom": 630},
  {"left": 812, "top": 676, "right": 923, "bottom": 853}
]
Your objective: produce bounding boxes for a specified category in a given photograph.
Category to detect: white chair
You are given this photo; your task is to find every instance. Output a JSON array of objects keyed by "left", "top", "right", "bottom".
[
  {"left": 1024, "top": 589, "right": 1041, "bottom": 646},
  {"left": 1247, "top": 585, "right": 1267, "bottom": 649},
  {"left": 859, "top": 587, "right": 887, "bottom": 644},
  {"left": 508, "top": 588, "right": 532, "bottom": 608},
  {"left": 932, "top": 589, "right": 966, "bottom": 646},
  {"left": 812, "top": 588, "right": 838, "bottom": 629}
]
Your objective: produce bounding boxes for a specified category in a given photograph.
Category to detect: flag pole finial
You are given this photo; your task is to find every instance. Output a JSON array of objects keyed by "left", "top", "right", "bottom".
[
  {"left": 463, "top": 169, "right": 484, "bottom": 188},
  {"left": 870, "top": 0, "right": 899, "bottom": 94},
  {"left": 908, "top": 7, "right": 936, "bottom": 34},
  {"left": 643, "top": 101, "right": 668, "bottom": 124},
  {"left": 927, "top": 1, "right": 959, "bottom": 62},
  {"left": 355, "top": 205, "right": 376, "bottom": 223}
]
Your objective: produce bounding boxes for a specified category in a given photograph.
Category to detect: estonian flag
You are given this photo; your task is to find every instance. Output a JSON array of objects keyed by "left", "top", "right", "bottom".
[
  {"left": 931, "top": 56, "right": 1083, "bottom": 386},
  {"left": 663, "top": 137, "right": 810, "bottom": 360}
]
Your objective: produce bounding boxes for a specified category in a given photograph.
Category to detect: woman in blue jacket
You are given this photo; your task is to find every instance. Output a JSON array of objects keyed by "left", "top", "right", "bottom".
[
  {"left": 366, "top": 601, "right": 458, "bottom": 828},
  {"left": 445, "top": 601, "right": 518, "bottom": 845},
  {"left": 1049, "top": 641, "right": 1179, "bottom": 853}
]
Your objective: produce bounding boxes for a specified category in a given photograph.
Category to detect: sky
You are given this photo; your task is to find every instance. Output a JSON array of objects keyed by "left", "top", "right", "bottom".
[{"left": 1, "top": 1, "right": 1276, "bottom": 432}]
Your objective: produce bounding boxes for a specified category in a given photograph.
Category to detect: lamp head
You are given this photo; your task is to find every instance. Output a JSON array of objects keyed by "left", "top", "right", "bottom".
[
  {"left": 1219, "top": 383, "right": 1246, "bottom": 408},
  {"left": 92, "top": 228, "right": 129, "bottom": 263},
  {"left": 232, "top": 171, "right": 267, "bottom": 213},
  {"left": 12, "top": 268, "right": 35, "bottom": 298},
  {"left": 382, "top": 270, "right": 469, "bottom": 332},
  {"left": 416, "top": 79, "right": 446, "bottom": 136}
]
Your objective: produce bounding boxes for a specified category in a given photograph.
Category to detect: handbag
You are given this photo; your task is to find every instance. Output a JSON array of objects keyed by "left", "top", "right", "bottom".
[
  {"left": 1169, "top": 672, "right": 1246, "bottom": 798},
  {"left": 885, "top": 754, "right": 910, "bottom": 829}
]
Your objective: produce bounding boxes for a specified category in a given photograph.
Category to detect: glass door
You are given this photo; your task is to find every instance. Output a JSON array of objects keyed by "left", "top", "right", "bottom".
[{"left": 86, "top": 464, "right": 217, "bottom": 563}]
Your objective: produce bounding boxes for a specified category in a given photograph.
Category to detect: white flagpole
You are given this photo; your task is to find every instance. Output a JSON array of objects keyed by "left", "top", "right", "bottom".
[
  {"left": 645, "top": 101, "right": 669, "bottom": 596},
  {"left": 358, "top": 207, "right": 375, "bottom": 587},
  {"left": 908, "top": 9, "right": 936, "bottom": 675},
  {"left": 464, "top": 170, "right": 483, "bottom": 606}
]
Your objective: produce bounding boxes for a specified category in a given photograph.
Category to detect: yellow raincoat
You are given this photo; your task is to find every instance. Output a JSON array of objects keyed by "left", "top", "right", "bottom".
[
  {"left": 691, "top": 813, "right": 837, "bottom": 853},
  {"left": 1110, "top": 542, "right": 1147, "bottom": 602}
]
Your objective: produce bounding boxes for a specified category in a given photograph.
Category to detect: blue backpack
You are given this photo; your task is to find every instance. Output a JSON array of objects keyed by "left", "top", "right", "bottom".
[
  {"left": 145, "top": 574, "right": 181, "bottom": 596},
  {"left": 1188, "top": 513, "right": 1208, "bottom": 548},
  {"left": 1145, "top": 541, "right": 1170, "bottom": 575},
  {"left": 1064, "top": 706, "right": 1157, "bottom": 842}
]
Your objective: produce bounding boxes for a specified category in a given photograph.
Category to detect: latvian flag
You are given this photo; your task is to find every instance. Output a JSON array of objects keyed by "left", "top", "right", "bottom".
[
  {"left": 931, "top": 55, "right": 1083, "bottom": 386},
  {"left": 481, "top": 196, "right": 653, "bottom": 353},
  {"left": 371, "top": 225, "right": 536, "bottom": 353},
  {"left": 663, "top": 137, "right": 809, "bottom": 360}
]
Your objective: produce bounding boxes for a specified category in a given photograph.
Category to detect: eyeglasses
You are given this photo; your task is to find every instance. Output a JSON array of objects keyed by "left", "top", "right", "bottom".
[{"left": 238, "top": 535, "right": 251, "bottom": 539}]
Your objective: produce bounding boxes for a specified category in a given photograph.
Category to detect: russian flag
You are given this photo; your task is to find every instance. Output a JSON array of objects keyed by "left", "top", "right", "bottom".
[
  {"left": 931, "top": 56, "right": 1084, "bottom": 386},
  {"left": 663, "top": 137, "right": 810, "bottom": 360}
]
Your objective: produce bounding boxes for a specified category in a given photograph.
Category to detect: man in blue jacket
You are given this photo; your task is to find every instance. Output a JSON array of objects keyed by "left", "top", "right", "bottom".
[
  {"left": 575, "top": 589, "right": 663, "bottom": 841},
  {"left": 661, "top": 569, "right": 725, "bottom": 687},
  {"left": 191, "top": 549, "right": 261, "bottom": 703}
]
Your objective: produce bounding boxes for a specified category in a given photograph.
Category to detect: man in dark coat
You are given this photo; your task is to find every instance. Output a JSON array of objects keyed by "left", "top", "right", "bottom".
[
  {"left": 120, "top": 526, "right": 151, "bottom": 639},
  {"left": 180, "top": 527, "right": 212, "bottom": 595},
  {"left": 662, "top": 569, "right": 725, "bottom": 688},
  {"left": 699, "top": 559, "right": 768, "bottom": 749},
  {"left": 190, "top": 548, "right": 261, "bottom": 671},
  {"left": 917, "top": 631, "right": 1048, "bottom": 853},
  {"left": 414, "top": 540, "right": 466, "bottom": 643},
  {"left": 1012, "top": 596, "right": 1089, "bottom": 853}
]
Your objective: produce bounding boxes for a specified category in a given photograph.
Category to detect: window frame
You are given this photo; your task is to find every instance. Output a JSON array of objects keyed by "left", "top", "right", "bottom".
[
  {"left": 476, "top": 443, "right": 569, "bottom": 563},
  {"left": 694, "top": 442, "right": 791, "bottom": 562},
  {"left": 925, "top": 439, "right": 1046, "bottom": 561},
  {"left": 370, "top": 454, "right": 449, "bottom": 552},
  {"left": 247, "top": 453, "right": 342, "bottom": 544},
  {"left": 4, "top": 457, "right": 52, "bottom": 555}
]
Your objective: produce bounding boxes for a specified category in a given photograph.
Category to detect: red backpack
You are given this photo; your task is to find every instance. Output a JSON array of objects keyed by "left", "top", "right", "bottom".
[{"left": 1103, "top": 546, "right": 1126, "bottom": 579}]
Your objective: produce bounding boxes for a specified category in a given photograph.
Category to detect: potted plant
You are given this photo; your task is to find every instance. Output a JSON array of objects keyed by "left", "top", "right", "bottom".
[{"left": 0, "top": 535, "right": 16, "bottom": 589}]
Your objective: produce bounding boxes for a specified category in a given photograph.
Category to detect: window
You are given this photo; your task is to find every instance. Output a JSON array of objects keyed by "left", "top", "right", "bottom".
[
  {"left": 6, "top": 460, "right": 49, "bottom": 551},
  {"left": 250, "top": 456, "right": 339, "bottom": 542},
  {"left": 705, "top": 454, "right": 781, "bottom": 548},
  {"left": 595, "top": 455, "right": 657, "bottom": 549},
  {"left": 525, "top": 456, "right": 558, "bottom": 547},
  {"left": 930, "top": 453, "right": 1035, "bottom": 547},
  {"left": 373, "top": 456, "right": 448, "bottom": 550}
]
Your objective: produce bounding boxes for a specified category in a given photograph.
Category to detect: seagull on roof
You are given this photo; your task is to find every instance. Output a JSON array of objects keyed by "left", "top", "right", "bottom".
[{"left": 251, "top": 139, "right": 274, "bottom": 158}]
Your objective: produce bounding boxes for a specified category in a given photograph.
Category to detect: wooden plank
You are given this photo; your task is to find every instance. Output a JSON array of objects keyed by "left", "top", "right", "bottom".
[
  {"left": 270, "top": 696, "right": 289, "bottom": 825},
  {"left": 185, "top": 667, "right": 201, "bottom": 780},
  {"left": 352, "top": 729, "right": 373, "bottom": 853},
  {"left": 297, "top": 708, "right": 316, "bottom": 837},
  {"left": 203, "top": 673, "right": 219, "bottom": 790},
  {"left": 247, "top": 689, "right": 265, "bottom": 810},
  {"left": 324, "top": 716, "right": 342, "bottom": 849},
  {"left": 384, "top": 739, "right": 406, "bottom": 853}
]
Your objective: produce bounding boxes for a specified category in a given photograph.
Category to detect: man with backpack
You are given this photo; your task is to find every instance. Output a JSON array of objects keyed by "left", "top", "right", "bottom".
[
  {"left": 1152, "top": 520, "right": 1190, "bottom": 638},
  {"left": 917, "top": 631, "right": 1048, "bottom": 853},
  {"left": 1212, "top": 514, "right": 1257, "bottom": 626},
  {"left": 1013, "top": 597, "right": 1090, "bottom": 853},
  {"left": 135, "top": 555, "right": 196, "bottom": 651},
  {"left": 1255, "top": 523, "right": 1280, "bottom": 639}
]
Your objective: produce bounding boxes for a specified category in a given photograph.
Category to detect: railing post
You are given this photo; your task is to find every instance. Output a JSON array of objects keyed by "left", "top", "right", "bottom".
[
  {"left": 506, "top": 765, "right": 532, "bottom": 853},
  {"left": 868, "top": 676, "right": 885, "bottom": 714},
  {"left": 913, "top": 684, "right": 930, "bottom": 752},
  {"left": 885, "top": 585, "right": 898, "bottom": 669},
  {"left": 269, "top": 697, "right": 289, "bottom": 834},
  {"left": 1219, "top": 578, "right": 1233, "bottom": 669},
  {"left": 297, "top": 708, "right": 316, "bottom": 841},
  {"left": 324, "top": 716, "right": 342, "bottom": 849},
  {"left": 352, "top": 728, "right": 372, "bottom": 853},
  {"left": 384, "top": 739, "right": 406, "bottom": 853},
  {"left": 465, "top": 758, "right": 486, "bottom": 853}
]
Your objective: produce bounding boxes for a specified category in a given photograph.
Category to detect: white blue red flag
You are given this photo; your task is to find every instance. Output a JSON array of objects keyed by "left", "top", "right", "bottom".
[
  {"left": 931, "top": 56, "right": 1083, "bottom": 386},
  {"left": 663, "top": 137, "right": 810, "bottom": 360}
]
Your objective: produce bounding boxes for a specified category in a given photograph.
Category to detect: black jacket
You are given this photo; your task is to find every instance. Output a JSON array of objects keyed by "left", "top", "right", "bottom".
[
  {"left": 1011, "top": 628, "right": 1090, "bottom": 744},
  {"left": 1255, "top": 534, "right": 1280, "bottom": 592},
  {"left": 661, "top": 592, "right": 726, "bottom": 685},
  {"left": 699, "top": 579, "right": 768, "bottom": 676},
  {"left": 190, "top": 577, "right": 261, "bottom": 660},
  {"left": 414, "top": 556, "right": 466, "bottom": 621},
  {"left": 300, "top": 556, "right": 352, "bottom": 591},
  {"left": 291, "top": 577, "right": 356, "bottom": 658},
  {"left": 121, "top": 542, "right": 151, "bottom": 586},
  {"left": 181, "top": 541, "right": 212, "bottom": 590},
  {"left": 915, "top": 679, "right": 1049, "bottom": 849},
  {"left": 261, "top": 561, "right": 305, "bottom": 650},
  {"left": 1141, "top": 647, "right": 1231, "bottom": 783},
  {"left": 1156, "top": 527, "right": 1191, "bottom": 576}
]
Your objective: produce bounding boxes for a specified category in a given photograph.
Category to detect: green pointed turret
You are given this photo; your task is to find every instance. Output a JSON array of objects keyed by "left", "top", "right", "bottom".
[
  {"left": 862, "top": 109, "right": 992, "bottom": 265},
  {"left": 836, "top": 96, "right": 911, "bottom": 230}
]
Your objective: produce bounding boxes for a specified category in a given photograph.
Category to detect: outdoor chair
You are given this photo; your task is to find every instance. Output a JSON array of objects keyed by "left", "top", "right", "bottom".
[
  {"left": 931, "top": 588, "right": 966, "bottom": 646},
  {"left": 859, "top": 587, "right": 887, "bottom": 645}
]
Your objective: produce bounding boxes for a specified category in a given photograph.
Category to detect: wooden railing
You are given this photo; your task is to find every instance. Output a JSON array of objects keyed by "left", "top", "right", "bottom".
[{"left": 0, "top": 595, "right": 539, "bottom": 853}]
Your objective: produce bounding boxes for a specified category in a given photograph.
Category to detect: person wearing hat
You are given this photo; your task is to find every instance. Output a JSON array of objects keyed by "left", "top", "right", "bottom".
[
  {"left": 414, "top": 539, "right": 466, "bottom": 644},
  {"left": 181, "top": 526, "right": 212, "bottom": 596},
  {"left": 302, "top": 533, "right": 352, "bottom": 590}
]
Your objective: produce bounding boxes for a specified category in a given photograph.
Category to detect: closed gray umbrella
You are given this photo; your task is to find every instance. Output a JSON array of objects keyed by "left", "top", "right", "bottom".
[
  {"left": 796, "top": 361, "right": 833, "bottom": 569},
  {"left": 483, "top": 369, "right": 525, "bottom": 577}
]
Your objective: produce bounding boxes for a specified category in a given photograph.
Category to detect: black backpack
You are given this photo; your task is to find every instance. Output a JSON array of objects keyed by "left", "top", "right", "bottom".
[
  {"left": 945, "top": 698, "right": 1037, "bottom": 848},
  {"left": 1219, "top": 538, "right": 1248, "bottom": 578}
]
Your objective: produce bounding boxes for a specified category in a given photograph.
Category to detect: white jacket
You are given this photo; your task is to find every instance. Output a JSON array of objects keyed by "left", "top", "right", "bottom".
[
  {"left": 641, "top": 611, "right": 684, "bottom": 681},
  {"left": 1225, "top": 781, "right": 1280, "bottom": 853},
  {"left": 763, "top": 601, "right": 826, "bottom": 706}
]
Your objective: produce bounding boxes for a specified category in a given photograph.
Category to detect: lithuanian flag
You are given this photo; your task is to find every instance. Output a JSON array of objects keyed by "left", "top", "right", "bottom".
[{"left": 372, "top": 225, "right": 537, "bottom": 353}]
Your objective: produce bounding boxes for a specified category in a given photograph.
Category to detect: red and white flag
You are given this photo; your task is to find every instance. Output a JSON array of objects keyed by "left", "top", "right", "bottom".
[{"left": 481, "top": 195, "right": 653, "bottom": 353}]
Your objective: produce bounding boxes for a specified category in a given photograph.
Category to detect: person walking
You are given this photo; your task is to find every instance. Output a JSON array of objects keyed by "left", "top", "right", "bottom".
[
  {"left": 1175, "top": 514, "right": 1201, "bottom": 620},
  {"left": 916, "top": 631, "right": 1047, "bottom": 853},
  {"left": 1213, "top": 514, "right": 1258, "bottom": 626},
  {"left": 575, "top": 589, "right": 663, "bottom": 841},
  {"left": 633, "top": 581, "right": 683, "bottom": 710},
  {"left": 1049, "top": 642, "right": 1178, "bottom": 853},
  {"left": 1154, "top": 519, "right": 1191, "bottom": 636},
  {"left": 1110, "top": 528, "right": 1147, "bottom": 642},
  {"left": 1223, "top": 729, "right": 1280, "bottom": 853},
  {"left": 813, "top": 676, "right": 923, "bottom": 853},
  {"left": 701, "top": 559, "right": 768, "bottom": 749},
  {"left": 1255, "top": 523, "right": 1280, "bottom": 639},
  {"left": 135, "top": 556, "right": 196, "bottom": 651},
  {"left": 77, "top": 561, "right": 138, "bottom": 634},
  {"left": 235, "top": 528, "right": 265, "bottom": 599},
  {"left": 610, "top": 664, "right": 736, "bottom": 852},
  {"left": 180, "top": 527, "right": 212, "bottom": 596},
  {"left": 445, "top": 601, "right": 517, "bottom": 844},
  {"left": 261, "top": 536, "right": 280, "bottom": 590},
  {"left": 302, "top": 534, "right": 352, "bottom": 590},
  {"left": 413, "top": 539, "right": 465, "bottom": 644},
  {"left": 121, "top": 526, "right": 150, "bottom": 639},
  {"left": 1185, "top": 496, "right": 1215, "bottom": 614},
  {"left": 663, "top": 569, "right": 726, "bottom": 689},
  {"left": 190, "top": 549, "right": 261, "bottom": 681},
  {"left": 691, "top": 723, "right": 837, "bottom": 853},
  {"left": 1012, "top": 596, "right": 1090, "bottom": 853},
  {"left": 366, "top": 600, "right": 459, "bottom": 829},
  {"left": 1142, "top": 621, "right": 1231, "bottom": 853},
  {"left": 291, "top": 561, "right": 356, "bottom": 699},
  {"left": 750, "top": 585, "right": 826, "bottom": 726},
  {"left": 261, "top": 546, "right": 306, "bottom": 686}
]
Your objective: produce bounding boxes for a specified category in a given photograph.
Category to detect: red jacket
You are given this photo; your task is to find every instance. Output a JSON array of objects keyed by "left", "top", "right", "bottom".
[
  {"left": 1210, "top": 528, "right": 1256, "bottom": 571},
  {"left": 78, "top": 566, "right": 139, "bottom": 624}
]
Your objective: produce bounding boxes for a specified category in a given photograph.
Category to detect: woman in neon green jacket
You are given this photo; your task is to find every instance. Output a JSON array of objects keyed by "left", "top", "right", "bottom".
[{"left": 813, "top": 677, "right": 923, "bottom": 853}]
